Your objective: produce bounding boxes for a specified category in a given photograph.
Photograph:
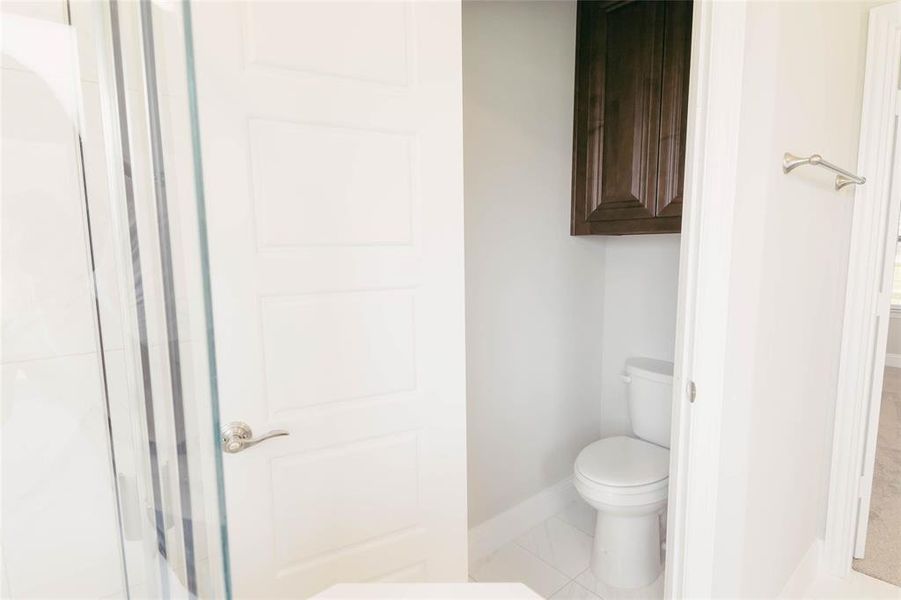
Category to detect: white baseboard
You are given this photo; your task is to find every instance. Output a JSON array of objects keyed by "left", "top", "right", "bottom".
[
  {"left": 885, "top": 353, "right": 901, "bottom": 368},
  {"left": 779, "top": 539, "right": 823, "bottom": 598},
  {"left": 468, "top": 478, "right": 578, "bottom": 564}
]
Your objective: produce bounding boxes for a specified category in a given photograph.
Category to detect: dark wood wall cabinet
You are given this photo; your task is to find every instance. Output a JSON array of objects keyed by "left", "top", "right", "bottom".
[{"left": 571, "top": 0, "right": 692, "bottom": 236}]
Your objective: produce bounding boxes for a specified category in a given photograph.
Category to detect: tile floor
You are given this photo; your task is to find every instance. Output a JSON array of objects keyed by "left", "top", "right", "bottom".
[{"left": 469, "top": 499, "right": 664, "bottom": 600}]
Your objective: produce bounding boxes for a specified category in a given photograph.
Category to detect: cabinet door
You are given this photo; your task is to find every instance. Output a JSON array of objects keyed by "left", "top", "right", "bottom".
[
  {"left": 571, "top": 0, "right": 691, "bottom": 236},
  {"left": 571, "top": 0, "right": 665, "bottom": 233}
]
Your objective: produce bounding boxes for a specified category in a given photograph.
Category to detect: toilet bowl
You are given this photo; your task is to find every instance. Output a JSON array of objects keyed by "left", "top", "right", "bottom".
[
  {"left": 574, "top": 358, "right": 673, "bottom": 590},
  {"left": 574, "top": 436, "right": 668, "bottom": 589}
]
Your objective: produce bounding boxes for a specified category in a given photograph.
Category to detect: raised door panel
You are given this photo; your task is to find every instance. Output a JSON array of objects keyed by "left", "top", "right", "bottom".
[
  {"left": 572, "top": 0, "right": 665, "bottom": 231},
  {"left": 656, "top": 0, "right": 692, "bottom": 219}
]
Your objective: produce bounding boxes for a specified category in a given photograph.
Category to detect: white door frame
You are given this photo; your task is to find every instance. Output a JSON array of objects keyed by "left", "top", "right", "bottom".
[
  {"left": 823, "top": 2, "right": 901, "bottom": 578},
  {"left": 664, "top": 1, "right": 748, "bottom": 598}
]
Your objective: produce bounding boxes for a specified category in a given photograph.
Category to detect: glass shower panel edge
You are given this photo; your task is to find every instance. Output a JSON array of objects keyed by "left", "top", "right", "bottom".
[{"left": 88, "top": 0, "right": 231, "bottom": 597}]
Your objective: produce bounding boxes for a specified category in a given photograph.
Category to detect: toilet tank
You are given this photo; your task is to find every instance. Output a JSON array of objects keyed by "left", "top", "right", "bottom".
[{"left": 624, "top": 357, "right": 674, "bottom": 448}]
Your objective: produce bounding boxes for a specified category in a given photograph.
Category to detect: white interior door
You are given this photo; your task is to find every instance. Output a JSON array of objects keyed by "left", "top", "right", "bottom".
[
  {"left": 189, "top": 2, "right": 467, "bottom": 596},
  {"left": 853, "top": 14, "right": 901, "bottom": 556}
]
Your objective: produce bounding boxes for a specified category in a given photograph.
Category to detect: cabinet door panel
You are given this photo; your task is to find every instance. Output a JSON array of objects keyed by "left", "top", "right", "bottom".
[
  {"left": 573, "top": 0, "right": 664, "bottom": 226},
  {"left": 656, "top": 0, "right": 692, "bottom": 218}
]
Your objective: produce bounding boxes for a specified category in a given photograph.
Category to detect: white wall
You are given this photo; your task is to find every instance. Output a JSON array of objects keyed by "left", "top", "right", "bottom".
[
  {"left": 463, "top": 0, "right": 607, "bottom": 527},
  {"left": 709, "top": 2, "right": 874, "bottom": 596},
  {"left": 600, "top": 235, "right": 681, "bottom": 437}
]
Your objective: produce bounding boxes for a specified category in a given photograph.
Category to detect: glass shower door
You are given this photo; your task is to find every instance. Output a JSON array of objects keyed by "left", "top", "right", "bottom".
[
  {"left": 1, "top": 1, "right": 229, "bottom": 597},
  {"left": 94, "top": 0, "right": 231, "bottom": 596}
]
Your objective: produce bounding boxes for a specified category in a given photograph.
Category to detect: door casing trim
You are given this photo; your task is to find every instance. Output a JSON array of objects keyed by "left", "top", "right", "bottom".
[
  {"left": 824, "top": 1, "right": 901, "bottom": 578},
  {"left": 665, "top": 1, "right": 748, "bottom": 597}
]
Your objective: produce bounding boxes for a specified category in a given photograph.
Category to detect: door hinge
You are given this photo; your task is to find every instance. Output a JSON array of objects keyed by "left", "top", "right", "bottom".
[{"left": 688, "top": 380, "right": 697, "bottom": 403}]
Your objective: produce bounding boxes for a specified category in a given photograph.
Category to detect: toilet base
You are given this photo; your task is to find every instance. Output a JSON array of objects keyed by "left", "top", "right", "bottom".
[{"left": 590, "top": 507, "right": 664, "bottom": 589}]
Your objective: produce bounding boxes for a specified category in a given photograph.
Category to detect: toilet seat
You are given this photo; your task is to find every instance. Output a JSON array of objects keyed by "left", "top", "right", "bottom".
[
  {"left": 576, "top": 436, "right": 669, "bottom": 487},
  {"left": 574, "top": 436, "right": 669, "bottom": 508}
]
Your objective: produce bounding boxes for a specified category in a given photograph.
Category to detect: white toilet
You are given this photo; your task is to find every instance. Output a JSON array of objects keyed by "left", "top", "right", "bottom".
[{"left": 574, "top": 357, "right": 673, "bottom": 590}]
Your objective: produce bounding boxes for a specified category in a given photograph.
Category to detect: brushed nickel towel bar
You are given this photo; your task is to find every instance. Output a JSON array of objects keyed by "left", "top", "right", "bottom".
[{"left": 783, "top": 152, "right": 866, "bottom": 190}]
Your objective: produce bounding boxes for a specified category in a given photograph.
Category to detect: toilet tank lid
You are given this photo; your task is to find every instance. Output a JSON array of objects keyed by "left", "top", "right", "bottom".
[{"left": 625, "top": 357, "right": 674, "bottom": 384}]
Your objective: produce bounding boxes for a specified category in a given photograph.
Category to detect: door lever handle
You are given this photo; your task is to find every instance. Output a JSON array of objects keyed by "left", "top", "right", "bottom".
[{"left": 221, "top": 421, "right": 289, "bottom": 454}]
